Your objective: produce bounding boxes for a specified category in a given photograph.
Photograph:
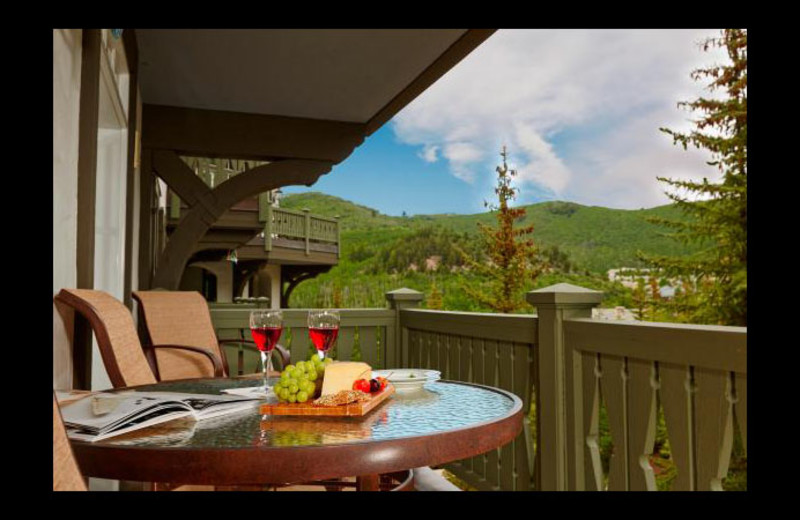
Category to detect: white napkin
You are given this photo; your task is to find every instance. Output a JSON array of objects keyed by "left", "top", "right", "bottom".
[{"left": 221, "top": 386, "right": 275, "bottom": 399}]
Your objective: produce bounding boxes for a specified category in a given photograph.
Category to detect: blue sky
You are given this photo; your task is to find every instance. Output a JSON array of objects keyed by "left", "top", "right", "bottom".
[
  {"left": 285, "top": 29, "right": 727, "bottom": 216},
  {"left": 283, "top": 124, "right": 510, "bottom": 216}
]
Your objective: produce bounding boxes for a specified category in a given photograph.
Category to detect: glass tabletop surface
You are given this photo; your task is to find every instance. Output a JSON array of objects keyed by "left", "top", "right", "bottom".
[{"left": 88, "top": 378, "right": 520, "bottom": 450}]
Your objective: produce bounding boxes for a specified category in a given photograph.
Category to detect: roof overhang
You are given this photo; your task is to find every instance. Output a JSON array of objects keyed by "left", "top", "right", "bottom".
[{"left": 136, "top": 29, "right": 495, "bottom": 161}]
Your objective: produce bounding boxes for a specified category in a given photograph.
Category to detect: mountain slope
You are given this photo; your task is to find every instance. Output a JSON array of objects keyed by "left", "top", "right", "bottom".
[{"left": 281, "top": 192, "right": 696, "bottom": 273}]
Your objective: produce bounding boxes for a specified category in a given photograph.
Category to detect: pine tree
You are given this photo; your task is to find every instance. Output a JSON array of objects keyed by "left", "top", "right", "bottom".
[
  {"left": 427, "top": 279, "right": 444, "bottom": 310},
  {"left": 639, "top": 29, "right": 747, "bottom": 326},
  {"left": 458, "top": 146, "right": 543, "bottom": 313}
]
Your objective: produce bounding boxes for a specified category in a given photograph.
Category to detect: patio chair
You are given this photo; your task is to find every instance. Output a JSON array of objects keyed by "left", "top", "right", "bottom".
[
  {"left": 54, "top": 289, "right": 223, "bottom": 389},
  {"left": 53, "top": 392, "right": 87, "bottom": 491},
  {"left": 132, "top": 291, "right": 290, "bottom": 381}
]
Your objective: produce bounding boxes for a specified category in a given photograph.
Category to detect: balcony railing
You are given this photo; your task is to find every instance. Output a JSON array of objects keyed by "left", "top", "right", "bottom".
[
  {"left": 208, "top": 284, "right": 746, "bottom": 492},
  {"left": 168, "top": 190, "right": 340, "bottom": 256},
  {"left": 261, "top": 205, "right": 340, "bottom": 255}
]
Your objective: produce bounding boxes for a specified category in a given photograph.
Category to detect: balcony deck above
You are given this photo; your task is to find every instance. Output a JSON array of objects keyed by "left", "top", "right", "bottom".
[{"left": 167, "top": 195, "right": 339, "bottom": 266}]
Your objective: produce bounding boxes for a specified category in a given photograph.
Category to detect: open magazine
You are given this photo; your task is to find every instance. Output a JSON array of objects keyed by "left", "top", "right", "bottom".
[{"left": 60, "top": 391, "right": 261, "bottom": 442}]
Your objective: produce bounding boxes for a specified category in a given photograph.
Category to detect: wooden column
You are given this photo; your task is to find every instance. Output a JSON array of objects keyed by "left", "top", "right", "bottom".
[
  {"left": 385, "top": 288, "right": 423, "bottom": 368},
  {"left": 526, "top": 283, "right": 602, "bottom": 491},
  {"left": 123, "top": 29, "right": 139, "bottom": 309},
  {"left": 73, "top": 29, "right": 102, "bottom": 390}
]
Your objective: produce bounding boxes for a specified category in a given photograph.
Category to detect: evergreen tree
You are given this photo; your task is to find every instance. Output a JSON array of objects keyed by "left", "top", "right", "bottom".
[
  {"left": 427, "top": 279, "right": 444, "bottom": 310},
  {"left": 458, "top": 146, "right": 543, "bottom": 313},
  {"left": 639, "top": 29, "right": 747, "bottom": 326}
]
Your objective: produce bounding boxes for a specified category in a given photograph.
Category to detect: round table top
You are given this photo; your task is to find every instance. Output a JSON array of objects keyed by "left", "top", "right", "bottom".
[{"left": 70, "top": 377, "right": 523, "bottom": 485}]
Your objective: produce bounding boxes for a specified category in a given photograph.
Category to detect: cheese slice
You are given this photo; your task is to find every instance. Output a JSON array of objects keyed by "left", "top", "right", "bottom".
[{"left": 320, "top": 362, "right": 372, "bottom": 396}]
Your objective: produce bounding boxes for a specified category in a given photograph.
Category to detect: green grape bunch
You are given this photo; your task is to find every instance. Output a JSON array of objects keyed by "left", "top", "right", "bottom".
[{"left": 276, "top": 356, "right": 334, "bottom": 403}]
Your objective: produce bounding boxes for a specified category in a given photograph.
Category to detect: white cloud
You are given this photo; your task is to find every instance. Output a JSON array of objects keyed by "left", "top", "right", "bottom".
[
  {"left": 442, "top": 142, "right": 484, "bottom": 182},
  {"left": 418, "top": 144, "right": 439, "bottom": 163},
  {"left": 392, "top": 29, "right": 730, "bottom": 208}
]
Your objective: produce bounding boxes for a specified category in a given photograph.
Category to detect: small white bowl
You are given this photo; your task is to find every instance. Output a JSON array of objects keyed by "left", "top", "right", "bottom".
[{"left": 373, "top": 369, "right": 440, "bottom": 392}]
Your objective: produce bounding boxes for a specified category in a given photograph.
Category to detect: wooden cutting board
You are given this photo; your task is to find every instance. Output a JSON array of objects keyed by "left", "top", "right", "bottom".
[{"left": 259, "top": 384, "right": 394, "bottom": 416}]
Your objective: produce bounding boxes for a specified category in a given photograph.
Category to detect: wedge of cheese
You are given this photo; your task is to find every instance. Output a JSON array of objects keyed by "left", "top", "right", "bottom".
[{"left": 320, "top": 361, "right": 372, "bottom": 396}]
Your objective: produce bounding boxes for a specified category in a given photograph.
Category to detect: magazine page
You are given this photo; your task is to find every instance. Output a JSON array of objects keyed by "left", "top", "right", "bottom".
[
  {"left": 67, "top": 410, "right": 193, "bottom": 443},
  {"left": 61, "top": 391, "right": 262, "bottom": 438},
  {"left": 60, "top": 392, "right": 185, "bottom": 432},
  {"left": 130, "top": 391, "right": 262, "bottom": 418}
]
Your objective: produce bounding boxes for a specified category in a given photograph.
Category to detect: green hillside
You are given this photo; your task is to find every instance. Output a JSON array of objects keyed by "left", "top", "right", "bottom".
[{"left": 281, "top": 192, "right": 695, "bottom": 274}]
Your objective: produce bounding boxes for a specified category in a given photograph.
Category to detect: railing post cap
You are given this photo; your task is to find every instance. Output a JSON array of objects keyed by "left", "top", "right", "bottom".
[
  {"left": 526, "top": 283, "right": 603, "bottom": 306},
  {"left": 385, "top": 288, "right": 424, "bottom": 302}
]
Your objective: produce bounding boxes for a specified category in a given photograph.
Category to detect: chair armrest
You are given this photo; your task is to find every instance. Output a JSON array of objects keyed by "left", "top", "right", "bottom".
[
  {"left": 218, "top": 340, "right": 291, "bottom": 371},
  {"left": 151, "top": 344, "right": 225, "bottom": 377}
]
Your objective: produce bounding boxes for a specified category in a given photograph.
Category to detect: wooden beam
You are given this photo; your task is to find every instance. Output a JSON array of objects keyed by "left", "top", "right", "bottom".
[
  {"left": 365, "top": 29, "right": 496, "bottom": 136},
  {"left": 150, "top": 158, "right": 332, "bottom": 290},
  {"left": 76, "top": 29, "right": 101, "bottom": 290},
  {"left": 73, "top": 29, "right": 102, "bottom": 390},
  {"left": 137, "top": 149, "right": 154, "bottom": 289},
  {"left": 123, "top": 29, "right": 139, "bottom": 308},
  {"left": 142, "top": 104, "right": 365, "bottom": 162},
  {"left": 151, "top": 150, "right": 214, "bottom": 208}
]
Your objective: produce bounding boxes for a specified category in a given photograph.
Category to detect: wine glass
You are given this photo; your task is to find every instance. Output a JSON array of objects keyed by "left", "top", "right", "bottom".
[
  {"left": 250, "top": 310, "right": 283, "bottom": 393},
  {"left": 307, "top": 309, "right": 340, "bottom": 361}
]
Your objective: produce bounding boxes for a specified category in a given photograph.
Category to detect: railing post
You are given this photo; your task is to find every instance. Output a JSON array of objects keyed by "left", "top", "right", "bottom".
[
  {"left": 527, "top": 283, "right": 602, "bottom": 491},
  {"left": 334, "top": 215, "right": 341, "bottom": 259},
  {"left": 385, "top": 288, "right": 423, "bottom": 368},
  {"left": 258, "top": 192, "right": 270, "bottom": 221},
  {"left": 264, "top": 204, "right": 273, "bottom": 252},
  {"left": 303, "top": 208, "right": 310, "bottom": 256}
]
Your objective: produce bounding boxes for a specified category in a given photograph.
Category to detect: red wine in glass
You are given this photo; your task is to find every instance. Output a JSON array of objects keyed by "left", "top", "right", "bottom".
[
  {"left": 251, "top": 326, "right": 283, "bottom": 353},
  {"left": 309, "top": 327, "right": 339, "bottom": 352},
  {"left": 307, "top": 310, "right": 340, "bottom": 361},
  {"left": 249, "top": 310, "right": 283, "bottom": 393}
]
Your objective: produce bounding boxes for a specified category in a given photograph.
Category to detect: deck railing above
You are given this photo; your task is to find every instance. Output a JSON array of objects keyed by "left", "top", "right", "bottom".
[{"left": 262, "top": 206, "right": 340, "bottom": 256}]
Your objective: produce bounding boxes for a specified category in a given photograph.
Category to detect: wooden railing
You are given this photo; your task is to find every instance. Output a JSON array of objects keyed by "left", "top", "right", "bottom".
[
  {"left": 169, "top": 189, "right": 340, "bottom": 256},
  {"left": 563, "top": 318, "right": 746, "bottom": 491},
  {"left": 210, "top": 306, "right": 396, "bottom": 372},
  {"left": 262, "top": 206, "right": 339, "bottom": 255},
  {"left": 401, "top": 308, "right": 537, "bottom": 491},
  {"left": 207, "top": 284, "right": 747, "bottom": 492}
]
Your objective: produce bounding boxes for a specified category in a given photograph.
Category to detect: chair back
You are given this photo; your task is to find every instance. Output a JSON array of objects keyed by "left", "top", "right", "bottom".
[
  {"left": 54, "top": 289, "right": 156, "bottom": 388},
  {"left": 132, "top": 290, "right": 229, "bottom": 380},
  {"left": 53, "top": 392, "right": 87, "bottom": 491}
]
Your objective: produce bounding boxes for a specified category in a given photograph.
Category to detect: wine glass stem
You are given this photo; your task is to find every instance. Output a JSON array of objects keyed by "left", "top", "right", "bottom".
[
  {"left": 261, "top": 351, "right": 272, "bottom": 390},
  {"left": 317, "top": 350, "right": 325, "bottom": 361}
]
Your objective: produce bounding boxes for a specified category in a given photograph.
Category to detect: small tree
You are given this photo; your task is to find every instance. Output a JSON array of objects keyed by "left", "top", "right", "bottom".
[
  {"left": 427, "top": 279, "right": 444, "bottom": 310},
  {"left": 459, "top": 146, "right": 543, "bottom": 313},
  {"left": 640, "top": 29, "right": 747, "bottom": 326}
]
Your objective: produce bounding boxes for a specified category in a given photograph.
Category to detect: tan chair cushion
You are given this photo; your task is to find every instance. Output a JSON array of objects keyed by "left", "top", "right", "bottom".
[
  {"left": 134, "top": 291, "right": 223, "bottom": 380},
  {"left": 56, "top": 289, "right": 156, "bottom": 388}
]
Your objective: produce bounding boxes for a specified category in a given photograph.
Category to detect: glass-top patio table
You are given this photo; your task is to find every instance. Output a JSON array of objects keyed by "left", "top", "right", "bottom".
[{"left": 69, "top": 377, "right": 524, "bottom": 489}]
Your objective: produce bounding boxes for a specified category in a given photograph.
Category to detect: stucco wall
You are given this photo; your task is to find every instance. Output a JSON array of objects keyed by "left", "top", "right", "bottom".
[{"left": 53, "top": 29, "right": 82, "bottom": 390}]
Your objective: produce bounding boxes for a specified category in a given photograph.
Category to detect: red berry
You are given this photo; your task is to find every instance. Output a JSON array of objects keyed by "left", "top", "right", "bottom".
[{"left": 369, "top": 379, "right": 381, "bottom": 392}]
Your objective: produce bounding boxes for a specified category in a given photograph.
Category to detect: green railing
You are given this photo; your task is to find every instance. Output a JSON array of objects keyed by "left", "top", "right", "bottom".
[
  {"left": 401, "top": 308, "right": 538, "bottom": 491},
  {"left": 261, "top": 205, "right": 339, "bottom": 255},
  {"left": 210, "top": 306, "right": 396, "bottom": 371},
  {"left": 169, "top": 190, "right": 340, "bottom": 256},
  {"left": 207, "top": 284, "right": 747, "bottom": 492},
  {"left": 564, "top": 318, "right": 747, "bottom": 491}
]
